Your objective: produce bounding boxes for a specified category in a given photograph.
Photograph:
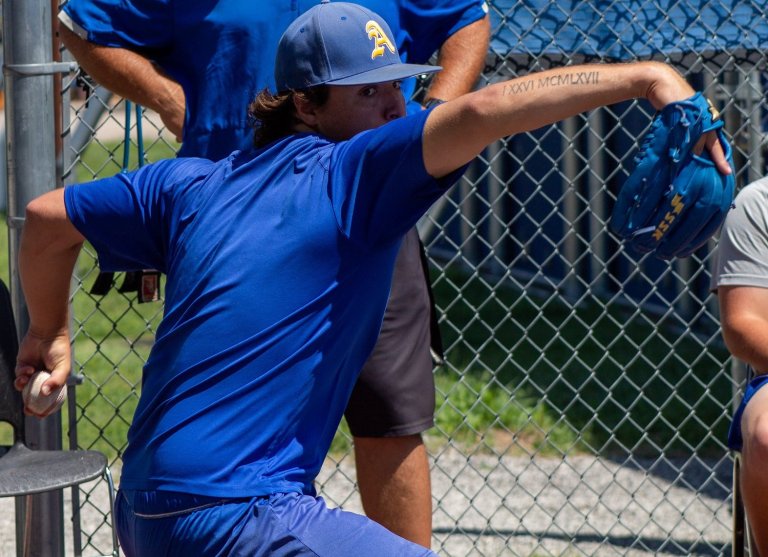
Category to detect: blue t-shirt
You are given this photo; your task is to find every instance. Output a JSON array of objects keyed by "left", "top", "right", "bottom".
[
  {"left": 60, "top": 0, "right": 487, "bottom": 160},
  {"left": 64, "top": 109, "right": 466, "bottom": 496}
]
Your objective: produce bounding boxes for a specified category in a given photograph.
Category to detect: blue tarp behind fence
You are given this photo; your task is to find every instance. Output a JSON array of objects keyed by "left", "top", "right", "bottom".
[{"left": 489, "top": 0, "right": 768, "bottom": 57}]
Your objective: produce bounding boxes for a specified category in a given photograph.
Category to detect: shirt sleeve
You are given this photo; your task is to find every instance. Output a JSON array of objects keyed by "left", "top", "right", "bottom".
[
  {"left": 327, "top": 108, "right": 467, "bottom": 249},
  {"left": 64, "top": 158, "right": 214, "bottom": 272},
  {"left": 59, "top": 0, "right": 174, "bottom": 49},
  {"left": 711, "top": 177, "right": 768, "bottom": 290},
  {"left": 398, "top": 0, "right": 488, "bottom": 63}
]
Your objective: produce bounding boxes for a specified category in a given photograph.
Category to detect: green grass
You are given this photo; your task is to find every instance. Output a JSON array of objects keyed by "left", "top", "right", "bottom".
[
  {"left": 3, "top": 138, "right": 733, "bottom": 462},
  {"left": 72, "top": 136, "right": 179, "bottom": 183},
  {"left": 432, "top": 371, "right": 583, "bottom": 455},
  {"left": 430, "top": 268, "right": 731, "bottom": 457},
  {"left": 68, "top": 252, "right": 161, "bottom": 459}
]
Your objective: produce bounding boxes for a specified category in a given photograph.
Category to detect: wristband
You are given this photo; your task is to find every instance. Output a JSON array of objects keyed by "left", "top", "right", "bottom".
[{"left": 423, "top": 98, "right": 446, "bottom": 109}]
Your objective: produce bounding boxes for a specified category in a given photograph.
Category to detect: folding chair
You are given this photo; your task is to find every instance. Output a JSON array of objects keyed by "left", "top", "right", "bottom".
[
  {"left": 0, "top": 279, "right": 119, "bottom": 556},
  {"left": 733, "top": 451, "right": 748, "bottom": 557}
]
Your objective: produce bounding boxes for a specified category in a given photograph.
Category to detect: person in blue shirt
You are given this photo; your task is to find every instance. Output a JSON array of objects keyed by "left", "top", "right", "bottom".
[
  {"left": 19, "top": 2, "right": 729, "bottom": 555},
  {"left": 57, "top": 1, "right": 489, "bottom": 545},
  {"left": 57, "top": 0, "right": 488, "bottom": 160}
]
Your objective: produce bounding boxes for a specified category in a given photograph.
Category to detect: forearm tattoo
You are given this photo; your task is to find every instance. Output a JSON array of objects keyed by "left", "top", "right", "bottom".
[{"left": 502, "top": 70, "right": 601, "bottom": 96}]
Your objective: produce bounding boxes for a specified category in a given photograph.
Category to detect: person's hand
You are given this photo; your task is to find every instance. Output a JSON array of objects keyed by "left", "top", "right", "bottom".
[
  {"left": 14, "top": 329, "right": 71, "bottom": 415},
  {"left": 697, "top": 130, "right": 733, "bottom": 175}
]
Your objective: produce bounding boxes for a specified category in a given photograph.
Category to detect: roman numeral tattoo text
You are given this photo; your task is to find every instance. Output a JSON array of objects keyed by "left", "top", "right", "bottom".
[{"left": 502, "top": 71, "right": 601, "bottom": 96}]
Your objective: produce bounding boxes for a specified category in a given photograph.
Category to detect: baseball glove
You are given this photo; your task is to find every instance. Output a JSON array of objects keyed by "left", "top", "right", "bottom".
[{"left": 610, "top": 92, "right": 735, "bottom": 259}]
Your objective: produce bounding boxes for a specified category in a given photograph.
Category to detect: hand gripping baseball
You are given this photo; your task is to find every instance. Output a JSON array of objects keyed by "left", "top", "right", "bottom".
[{"left": 15, "top": 331, "right": 71, "bottom": 418}]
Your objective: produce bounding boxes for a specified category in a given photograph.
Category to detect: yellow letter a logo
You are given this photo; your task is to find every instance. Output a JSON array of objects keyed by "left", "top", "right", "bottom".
[{"left": 366, "top": 20, "right": 395, "bottom": 60}]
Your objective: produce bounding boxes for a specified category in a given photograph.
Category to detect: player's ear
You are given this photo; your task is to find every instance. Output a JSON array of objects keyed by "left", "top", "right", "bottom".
[{"left": 293, "top": 93, "right": 320, "bottom": 128}]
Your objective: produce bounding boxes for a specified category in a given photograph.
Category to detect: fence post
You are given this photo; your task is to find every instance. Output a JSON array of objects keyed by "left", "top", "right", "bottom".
[{"left": 2, "top": 0, "right": 66, "bottom": 554}]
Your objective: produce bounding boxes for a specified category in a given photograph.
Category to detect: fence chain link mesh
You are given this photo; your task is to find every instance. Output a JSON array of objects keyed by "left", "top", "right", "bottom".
[{"left": 42, "top": 1, "right": 768, "bottom": 555}]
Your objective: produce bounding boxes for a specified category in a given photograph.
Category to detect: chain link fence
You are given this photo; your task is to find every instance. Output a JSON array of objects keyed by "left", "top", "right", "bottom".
[{"left": 5, "top": 1, "right": 768, "bottom": 555}]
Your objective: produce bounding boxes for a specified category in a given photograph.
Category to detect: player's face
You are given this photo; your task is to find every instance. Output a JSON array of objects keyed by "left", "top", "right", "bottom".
[{"left": 313, "top": 81, "right": 406, "bottom": 140}]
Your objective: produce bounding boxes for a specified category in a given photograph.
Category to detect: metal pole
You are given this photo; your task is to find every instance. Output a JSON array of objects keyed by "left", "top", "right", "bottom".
[
  {"left": 3, "top": 0, "right": 66, "bottom": 554},
  {"left": 744, "top": 68, "right": 765, "bottom": 185},
  {"left": 561, "top": 116, "right": 580, "bottom": 303},
  {"left": 586, "top": 108, "right": 606, "bottom": 294},
  {"left": 67, "top": 85, "right": 112, "bottom": 164}
]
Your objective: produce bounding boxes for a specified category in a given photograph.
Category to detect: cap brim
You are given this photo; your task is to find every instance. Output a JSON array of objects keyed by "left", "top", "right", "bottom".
[{"left": 326, "top": 63, "right": 441, "bottom": 86}]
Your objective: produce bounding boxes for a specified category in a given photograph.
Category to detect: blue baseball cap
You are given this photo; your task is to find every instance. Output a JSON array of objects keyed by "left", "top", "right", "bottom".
[{"left": 274, "top": 0, "right": 441, "bottom": 92}]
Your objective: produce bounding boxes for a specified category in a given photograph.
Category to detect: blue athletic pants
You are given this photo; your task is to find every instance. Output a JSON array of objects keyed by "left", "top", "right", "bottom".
[
  {"left": 728, "top": 373, "right": 768, "bottom": 451},
  {"left": 115, "top": 489, "right": 437, "bottom": 556}
]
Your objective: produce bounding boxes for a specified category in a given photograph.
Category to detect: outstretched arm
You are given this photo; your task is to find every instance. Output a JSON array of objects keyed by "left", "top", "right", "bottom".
[
  {"left": 60, "top": 25, "right": 185, "bottom": 140},
  {"left": 422, "top": 61, "right": 731, "bottom": 178},
  {"left": 14, "top": 189, "right": 85, "bottom": 408},
  {"left": 424, "top": 14, "right": 490, "bottom": 102}
]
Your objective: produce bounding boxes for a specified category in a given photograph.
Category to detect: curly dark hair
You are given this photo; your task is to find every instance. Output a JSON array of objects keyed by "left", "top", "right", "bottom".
[{"left": 248, "top": 86, "right": 330, "bottom": 148}]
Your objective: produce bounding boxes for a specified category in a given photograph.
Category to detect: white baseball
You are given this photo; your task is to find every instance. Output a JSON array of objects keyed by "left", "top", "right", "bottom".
[{"left": 22, "top": 371, "right": 67, "bottom": 416}]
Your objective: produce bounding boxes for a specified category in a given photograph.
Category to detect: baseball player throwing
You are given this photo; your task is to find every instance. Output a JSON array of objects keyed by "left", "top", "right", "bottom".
[{"left": 16, "top": 1, "right": 730, "bottom": 556}]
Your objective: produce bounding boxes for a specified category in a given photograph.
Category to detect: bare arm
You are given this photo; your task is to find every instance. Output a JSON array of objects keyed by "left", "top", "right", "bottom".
[
  {"left": 14, "top": 189, "right": 85, "bottom": 402},
  {"left": 422, "top": 61, "right": 732, "bottom": 178},
  {"left": 424, "top": 15, "right": 490, "bottom": 102},
  {"left": 719, "top": 285, "right": 768, "bottom": 375},
  {"left": 60, "top": 25, "right": 185, "bottom": 140}
]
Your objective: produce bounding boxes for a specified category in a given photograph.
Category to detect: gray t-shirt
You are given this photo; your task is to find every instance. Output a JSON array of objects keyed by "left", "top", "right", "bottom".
[{"left": 711, "top": 175, "right": 768, "bottom": 290}]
